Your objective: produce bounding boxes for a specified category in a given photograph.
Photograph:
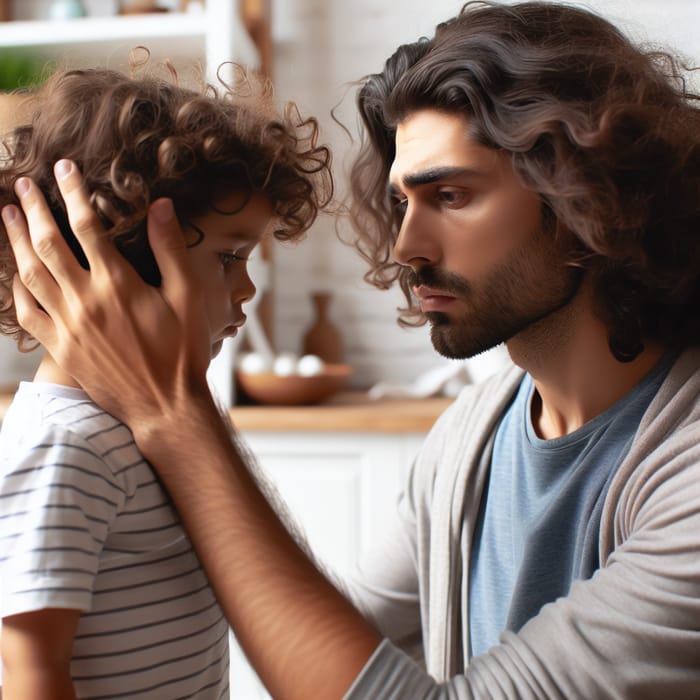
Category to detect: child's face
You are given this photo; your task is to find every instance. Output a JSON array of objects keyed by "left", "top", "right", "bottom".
[{"left": 185, "top": 191, "right": 273, "bottom": 359}]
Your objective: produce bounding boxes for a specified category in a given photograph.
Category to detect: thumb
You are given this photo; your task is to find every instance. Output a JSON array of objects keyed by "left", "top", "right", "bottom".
[
  {"left": 146, "top": 197, "right": 210, "bottom": 378},
  {"left": 147, "top": 197, "right": 198, "bottom": 310},
  {"left": 147, "top": 198, "right": 188, "bottom": 278}
]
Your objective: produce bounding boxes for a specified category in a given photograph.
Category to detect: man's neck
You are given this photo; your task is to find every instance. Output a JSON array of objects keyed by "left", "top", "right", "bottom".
[{"left": 506, "top": 281, "right": 666, "bottom": 440}]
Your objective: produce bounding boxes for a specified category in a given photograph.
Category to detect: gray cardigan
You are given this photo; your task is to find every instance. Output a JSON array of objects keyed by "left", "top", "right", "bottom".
[{"left": 345, "top": 348, "right": 700, "bottom": 699}]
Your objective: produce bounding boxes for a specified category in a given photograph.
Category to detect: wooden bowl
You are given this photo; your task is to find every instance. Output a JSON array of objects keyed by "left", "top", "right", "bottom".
[{"left": 236, "top": 364, "right": 351, "bottom": 406}]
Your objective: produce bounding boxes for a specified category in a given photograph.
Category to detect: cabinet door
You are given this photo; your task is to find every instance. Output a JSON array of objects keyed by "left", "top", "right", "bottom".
[
  {"left": 242, "top": 431, "right": 424, "bottom": 574},
  {"left": 228, "top": 430, "right": 425, "bottom": 699}
]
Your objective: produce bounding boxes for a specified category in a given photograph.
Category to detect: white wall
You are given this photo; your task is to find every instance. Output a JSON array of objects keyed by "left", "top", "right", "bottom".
[{"left": 269, "top": 0, "right": 700, "bottom": 388}]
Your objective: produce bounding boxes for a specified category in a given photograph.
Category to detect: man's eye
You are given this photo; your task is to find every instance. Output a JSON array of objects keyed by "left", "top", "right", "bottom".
[
  {"left": 437, "top": 189, "right": 468, "bottom": 206},
  {"left": 392, "top": 197, "right": 408, "bottom": 215}
]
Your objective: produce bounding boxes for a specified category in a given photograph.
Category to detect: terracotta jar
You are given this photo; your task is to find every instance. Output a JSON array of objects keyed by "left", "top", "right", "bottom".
[{"left": 302, "top": 292, "right": 344, "bottom": 364}]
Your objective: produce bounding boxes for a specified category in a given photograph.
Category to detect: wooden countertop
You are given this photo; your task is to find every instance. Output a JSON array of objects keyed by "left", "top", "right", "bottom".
[
  {"left": 231, "top": 391, "right": 453, "bottom": 432},
  {"left": 0, "top": 390, "right": 453, "bottom": 433}
]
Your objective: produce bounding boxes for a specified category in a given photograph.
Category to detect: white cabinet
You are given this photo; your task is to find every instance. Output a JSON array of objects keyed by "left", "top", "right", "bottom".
[
  {"left": 242, "top": 430, "right": 424, "bottom": 576},
  {"left": 228, "top": 428, "right": 427, "bottom": 699}
]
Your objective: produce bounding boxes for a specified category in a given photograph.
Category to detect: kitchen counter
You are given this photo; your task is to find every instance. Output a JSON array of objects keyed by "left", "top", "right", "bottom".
[
  {"left": 231, "top": 391, "right": 453, "bottom": 432},
  {"left": 0, "top": 390, "right": 453, "bottom": 433}
]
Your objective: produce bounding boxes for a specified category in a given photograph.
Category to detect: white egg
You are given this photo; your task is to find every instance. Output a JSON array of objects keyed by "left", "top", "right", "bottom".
[
  {"left": 297, "top": 354, "right": 325, "bottom": 376},
  {"left": 273, "top": 352, "right": 299, "bottom": 376},
  {"left": 238, "top": 352, "right": 272, "bottom": 374}
]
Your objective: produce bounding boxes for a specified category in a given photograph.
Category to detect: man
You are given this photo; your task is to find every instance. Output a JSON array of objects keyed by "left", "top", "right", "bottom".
[{"left": 4, "top": 2, "right": 700, "bottom": 698}]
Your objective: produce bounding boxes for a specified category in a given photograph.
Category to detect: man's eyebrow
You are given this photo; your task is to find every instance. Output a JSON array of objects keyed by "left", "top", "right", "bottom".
[{"left": 387, "top": 166, "right": 479, "bottom": 195}]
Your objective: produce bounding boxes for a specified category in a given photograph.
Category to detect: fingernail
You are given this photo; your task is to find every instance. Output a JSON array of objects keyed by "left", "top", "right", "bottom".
[
  {"left": 2, "top": 204, "right": 18, "bottom": 225},
  {"left": 55, "top": 159, "right": 73, "bottom": 180},
  {"left": 152, "top": 198, "right": 175, "bottom": 224},
  {"left": 14, "top": 177, "right": 30, "bottom": 197}
]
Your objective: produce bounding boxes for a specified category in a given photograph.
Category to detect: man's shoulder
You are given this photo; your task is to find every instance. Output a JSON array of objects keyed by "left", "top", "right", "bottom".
[
  {"left": 449, "top": 362, "right": 524, "bottom": 419},
  {"left": 418, "top": 364, "right": 524, "bottom": 464},
  {"left": 642, "top": 347, "right": 700, "bottom": 432}
]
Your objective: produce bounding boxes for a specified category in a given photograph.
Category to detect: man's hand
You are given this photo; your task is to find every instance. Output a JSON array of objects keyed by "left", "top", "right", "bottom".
[{"left": 2, "top": 160, "right": 211, "bottom": 428}]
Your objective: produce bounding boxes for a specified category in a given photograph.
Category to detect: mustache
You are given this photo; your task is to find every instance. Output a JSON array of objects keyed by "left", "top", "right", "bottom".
[{"left": 408, "top": 266, "right": 471, "bottom": 297}]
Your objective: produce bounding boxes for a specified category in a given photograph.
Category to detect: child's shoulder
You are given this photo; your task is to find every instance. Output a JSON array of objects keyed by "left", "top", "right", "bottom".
[
  {"left": 1, "top": 382, "right": 143, "bottom": 480},
  {"left": 5, "top": 381, "right": 118, "bottom": 433}
]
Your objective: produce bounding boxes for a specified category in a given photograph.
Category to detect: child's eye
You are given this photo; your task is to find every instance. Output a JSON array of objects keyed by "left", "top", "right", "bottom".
[{"left": 219, "top": 252, "right": 246, "bottom": 268}]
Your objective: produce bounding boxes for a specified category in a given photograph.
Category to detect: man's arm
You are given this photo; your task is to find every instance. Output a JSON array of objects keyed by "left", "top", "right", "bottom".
[
  {"left": 1, "top": 609, "right": 80, "bottom": 700},
  {"left": 3, "top": 163, "right": 382, "bottom": 700},
  {"left": 145, "top": 400, "right": 382, "bottom": 699}
]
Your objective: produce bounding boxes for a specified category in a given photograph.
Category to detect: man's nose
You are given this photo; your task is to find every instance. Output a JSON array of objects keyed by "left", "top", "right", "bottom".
[{"left": 392, "top": 203, "right": 440, "bottom": 270}]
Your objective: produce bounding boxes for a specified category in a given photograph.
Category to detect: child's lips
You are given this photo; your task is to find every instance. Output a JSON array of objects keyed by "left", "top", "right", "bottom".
[{"left": 220, "top": 317, "right": 247, "bottom": 340}]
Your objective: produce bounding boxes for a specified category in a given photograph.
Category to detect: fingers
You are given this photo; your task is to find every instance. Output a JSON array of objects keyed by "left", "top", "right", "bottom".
[
  {"left": 11, "top": 175, "right": 85, "bottom": 282},
  {"left": 147, "top": 198, "right": 188, "bottom": 276},
  {"left": 146, "top": 197, "right": 211, "bottom": 377},
  {"left": 3, "top": 198, "right": 62, "bottom": 348},
  {"left": 12, "top": 273, "right": 57, "bottom": 349},
  {"left": 2, "top": 198, "right": 65, "bottom": 320},
  {"left": 147, "top": 198, "right": 193, "bottom": 303},
  {"left": 51, "top": 160, "right": 116, "bottom": 275}
]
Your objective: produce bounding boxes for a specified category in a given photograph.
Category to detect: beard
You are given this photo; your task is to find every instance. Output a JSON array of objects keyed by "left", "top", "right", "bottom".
[{"left": 412, "top": 232, "right": 582, "bottom": 360}]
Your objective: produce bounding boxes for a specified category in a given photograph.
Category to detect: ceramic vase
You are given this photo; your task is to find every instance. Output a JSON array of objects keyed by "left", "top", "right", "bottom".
[{"left": 302, "top": 292, "right": 344, "bottom": 364}]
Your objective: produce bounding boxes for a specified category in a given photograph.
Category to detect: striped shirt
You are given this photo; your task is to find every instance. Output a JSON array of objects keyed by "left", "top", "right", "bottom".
[{"left": 0, "top": 382, "right": 229, "bottom": 698}]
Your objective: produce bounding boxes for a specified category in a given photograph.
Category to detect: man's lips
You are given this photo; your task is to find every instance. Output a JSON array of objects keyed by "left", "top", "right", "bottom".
[{"left": 413, "top": 285, "right": 457, "bottom": 312}]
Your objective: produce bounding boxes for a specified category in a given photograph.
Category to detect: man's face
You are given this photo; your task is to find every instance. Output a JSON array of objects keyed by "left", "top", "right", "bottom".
[
  {"left": 389, "top": 109, "right": 579, "bottom": 359},
  {"left": 185, "top": 191, "right": 273, "bottom": 359}
]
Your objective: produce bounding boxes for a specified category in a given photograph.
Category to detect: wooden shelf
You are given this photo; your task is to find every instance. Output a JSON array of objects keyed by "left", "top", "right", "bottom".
[
  {"left": 0, "top": 13, "right": 207, "bottom": 67},
  {"left": 0, "top": 13, "right": 205, "bottom": 48}
]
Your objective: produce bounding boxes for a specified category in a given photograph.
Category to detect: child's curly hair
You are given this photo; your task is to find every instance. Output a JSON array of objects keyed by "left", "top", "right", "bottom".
[{"left": 0, "top": 63, "right": 333, "bottom": 348}]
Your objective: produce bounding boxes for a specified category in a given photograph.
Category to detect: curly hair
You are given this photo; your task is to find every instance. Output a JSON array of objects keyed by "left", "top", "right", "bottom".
[
  {"left": 350, "top": 1, "right": 700, "bottom": 361},
  {"left": 0, "top": 63, "right": 333, "bottom": 347}
]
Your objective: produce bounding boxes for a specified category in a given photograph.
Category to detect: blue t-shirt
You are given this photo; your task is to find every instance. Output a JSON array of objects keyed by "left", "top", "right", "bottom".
[{"left": 468, "top": 354, "right": 675, "bottom": 658}]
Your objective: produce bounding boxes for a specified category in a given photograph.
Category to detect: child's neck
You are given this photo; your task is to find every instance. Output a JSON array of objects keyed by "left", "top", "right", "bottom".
[{"left": 34, "top": 353, "right": 82, "bottom": 390}]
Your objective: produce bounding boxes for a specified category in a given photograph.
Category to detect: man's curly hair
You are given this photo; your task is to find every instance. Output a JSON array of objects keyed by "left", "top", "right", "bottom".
[
  {"left": 350, "top": 1, "right": 700, "bottom": 361},
  {"left": 0, "top": 63, "right": 333, "bottom": 347}
]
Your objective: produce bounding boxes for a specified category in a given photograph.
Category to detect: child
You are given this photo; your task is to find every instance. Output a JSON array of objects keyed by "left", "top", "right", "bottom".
[{"left": 0, "top": 65, "right": 331, "bottom": 698}]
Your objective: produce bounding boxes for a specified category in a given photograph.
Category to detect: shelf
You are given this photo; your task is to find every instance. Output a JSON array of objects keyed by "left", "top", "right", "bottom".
[{"left": 0, "top": 13, "right": 207, "bottom": 66}]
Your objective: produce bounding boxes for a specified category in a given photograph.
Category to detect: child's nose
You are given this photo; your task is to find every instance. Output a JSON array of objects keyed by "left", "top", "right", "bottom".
[{"left": 233, "top": 270, "right": 256, "bottom": 305}]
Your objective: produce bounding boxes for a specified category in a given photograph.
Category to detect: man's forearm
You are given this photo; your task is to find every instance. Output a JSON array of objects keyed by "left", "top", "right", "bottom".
[{"left": 134, "top": 394, "right": 382, "bottom": 700}]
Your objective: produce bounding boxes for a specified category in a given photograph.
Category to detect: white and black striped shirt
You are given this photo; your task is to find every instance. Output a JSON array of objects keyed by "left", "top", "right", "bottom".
[{"left": 0, "top": 382, "right": 229, "bottom": 698}]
